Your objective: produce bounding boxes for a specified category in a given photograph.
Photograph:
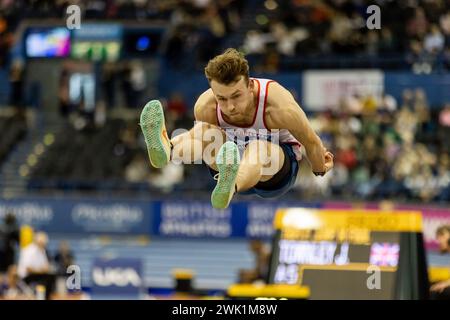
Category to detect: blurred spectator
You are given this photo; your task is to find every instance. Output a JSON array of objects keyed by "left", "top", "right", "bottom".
[
  {"left": 0, "top": 15, "right": 12, "bottom": 67},
  {"left": 430, "top": 225, "right": 450, "bottom": 300},
  {"left": 9, "top": 60, "right": 24, "bottom": 110},
  {"left": 439, "top": 104, "right": 450, "bottom": 127},
  {"left": 58, "top": 68, "right": 71, "bottom": 118},
  {"left": 18, "top": 232, "right": 50, "bottom": 278},
  {"left": 0, "top": 213, "right": 19, "bottom": 273},
  {"left": 424, "top": 24, "right": 445, "bottom": 53},
  {"left": 129, "top": 60, "right": 147, "bottom": 108},
  {"left": 380, "top": 93, "right": 398, "bottom": 113},
  {"left": 257, "top": 49, "right": 280, "bottom": 73},
  {"left": 0, "top": 265, "right": 34, "bottom": 300},
  {"left": 435, "top": 225, "right": 450, "bottom": 254},
  {"left": 238, "top": 240, "right": 270, "bottom": 284},
  {"left": 243, "top": 30, "right": 268, "bottom": 54},
  {"left": 53, "top": 241, "right": 75, "bottom": 296},
  {"left": 125, "top": 153, "right": 151, "bottom": 183},
  {"left": 94, "top": 101, "right": 107, "bottom": 128},
  {"left": 121, "top": 61, "right": 146, "bottom": 109},
  {"left": 167, "top": 92, "right": 188, "bottom": 119},
  {"left": 53, "top": 241, "right": 74, "bottom": 276},
  {"left": 101, "top": 63, "right": 117, "bottom": 109},
  {"left": 407, "top": 7, "right": 429, "bottom": 39},
  {"left": 166, "top": 92, "right": 190, "bottom": 128},
  {"left": 150, "top": 162, "right": 184, "bottom": 192},
  {"left": 18, "top": 232, "right": 55, "bottom": 300}
]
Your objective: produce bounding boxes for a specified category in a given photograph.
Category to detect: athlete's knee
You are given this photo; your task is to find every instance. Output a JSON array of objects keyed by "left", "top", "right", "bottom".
[
  {"left": 244, "top": 140, "right": 266, "bottom": 159},
  {"left": 263, "top": 144, "right": 284, "bottom": 176},
  {"left": 239, "top": 161, "right": 262, "bottom": 177},
  {"left": 246, "top": 140, "right": 284, "bottom": 176},
  {"left": 245, "top": 140, "right": 280, "bottom": 164},
  {"left": 192, "top": 121, "right": 225, "bottom": 143},
  {"left": 246, "top": 139, "right": 267, "bottom": 149},
  {"left": 171, "top": 138, "right": 203, "bottom": 164}
]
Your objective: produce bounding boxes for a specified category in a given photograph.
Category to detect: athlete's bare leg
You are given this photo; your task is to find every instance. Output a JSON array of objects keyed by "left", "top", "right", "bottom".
[
  {"left": 171, "top": 121, "right": 226, "bottom": 171},
  {"left": 140, "top": 100, "right": 226, "bottom": 169},
  {"left": 211, "top": 140, "right": 285, "bottom": 209},
  {"left": 235, "top": 140, "right": 285, "bottom": 192}
]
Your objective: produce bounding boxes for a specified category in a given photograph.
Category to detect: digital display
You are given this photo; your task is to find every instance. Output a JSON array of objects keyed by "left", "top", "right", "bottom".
[
  {"left": 25, "top": 27, "right": 71, "bottom": 58},
  {"left": 267, "top": 209, "right": 428, "bottom": 300},
  {"left": 271, "top": 236, "right": 399, "bottom": 285},
  {"left": 71, "top": 41, "right": 121, "bottom": 62}
]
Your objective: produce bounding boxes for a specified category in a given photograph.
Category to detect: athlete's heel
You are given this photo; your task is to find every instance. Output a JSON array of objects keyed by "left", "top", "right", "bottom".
[{"left": 140, "top": 100, "right": 171, "bottom": 168}]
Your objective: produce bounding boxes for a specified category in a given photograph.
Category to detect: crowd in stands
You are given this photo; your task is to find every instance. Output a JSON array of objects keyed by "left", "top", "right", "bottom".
[
  {"left": 1, "top": 1, "right": 450, "bottom": 71},
  {"left": 0, "top": 113, "right": 27, "bottom": 167},
  {"left": 0, "top": 0, "right": 243, "bottom": 22},
  {"left": 297, "top": 89, "right": 450, "bottom": 202},
  {"left": 243, "top": 0, "right": 450, "bottom": 72}
]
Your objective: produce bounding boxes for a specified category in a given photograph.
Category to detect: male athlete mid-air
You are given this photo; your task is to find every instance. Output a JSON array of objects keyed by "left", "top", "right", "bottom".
[{"left": 140, "top": 48, "right": 334, "bottom": 209}]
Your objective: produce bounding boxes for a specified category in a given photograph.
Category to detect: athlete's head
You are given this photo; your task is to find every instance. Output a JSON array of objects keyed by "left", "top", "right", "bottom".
[
  {"left": 436, "top": 225, "right": 450, "bottom": 253},
  {"left": 205, "top": 48, "right": 254, "bottom": 117}
]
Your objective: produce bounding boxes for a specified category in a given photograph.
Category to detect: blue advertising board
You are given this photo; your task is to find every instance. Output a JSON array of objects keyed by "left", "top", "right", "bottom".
[
  {"left": 152, "top": 200, "right": 320, "bottom": 239},
  {"left": 91, "top": 257, "right": 143, "bottom": 295},
  {"left": 0, "top": 197, "right": 320, "bottom": 238},
  {"left": 0, "top": 198, "right": 152, "bottom": 235}
]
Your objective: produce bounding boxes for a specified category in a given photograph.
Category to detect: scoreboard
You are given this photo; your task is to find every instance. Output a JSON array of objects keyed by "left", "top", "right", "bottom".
[
  {"left": 267, "top": 208, "right": 429, "bottom": 300},
  {"left": 71, "top": 41, "right": 121, "bottom": 62},
  {"left": 71, "top": 24, "right": 122, "bottom": 62}
]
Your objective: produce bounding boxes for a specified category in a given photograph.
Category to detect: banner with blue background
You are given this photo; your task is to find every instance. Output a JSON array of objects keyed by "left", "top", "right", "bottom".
[{"left": 0, "top": 197, "right": 320, "bottom": 238}]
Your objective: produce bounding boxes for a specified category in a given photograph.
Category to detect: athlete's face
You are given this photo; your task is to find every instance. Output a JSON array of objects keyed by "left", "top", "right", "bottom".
[
  {"left": 210, "top": 76, "right": 253, "bottom": 117},
  {"left": 437, "top": 230, "right": 450, "bottom": 253}
]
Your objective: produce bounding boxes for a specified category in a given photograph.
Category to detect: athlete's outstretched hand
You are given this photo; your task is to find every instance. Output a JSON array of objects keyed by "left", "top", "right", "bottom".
[{"left": 324, "top": 149, "right": 334, "bottom": 174}]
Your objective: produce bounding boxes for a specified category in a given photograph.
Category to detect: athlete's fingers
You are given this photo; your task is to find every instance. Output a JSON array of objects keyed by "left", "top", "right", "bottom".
[
  {"left": 324, "top": 152, "right": 334, "bottom": 172},
  {"left": 325, "top": 151, "right": 334, "bottom": 159}
]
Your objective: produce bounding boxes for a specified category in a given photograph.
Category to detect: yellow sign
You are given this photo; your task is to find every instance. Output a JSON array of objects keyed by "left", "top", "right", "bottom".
[
  {"left": 274, "top": 209, "right": 423, "bottom": 232},
  {"left": 281, "top": 227, "right": 371, "bottom": 244},
  {"left": 428, "top": 266, "right": 450, "bottom": 283},
  {"left": 227, "top": 284, "right": 310, "bottom": 299}
]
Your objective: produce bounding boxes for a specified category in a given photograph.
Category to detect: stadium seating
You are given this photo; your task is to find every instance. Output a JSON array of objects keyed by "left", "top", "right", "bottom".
[{"left": 0, "top": 115, "right": 27, "bottom": 166}]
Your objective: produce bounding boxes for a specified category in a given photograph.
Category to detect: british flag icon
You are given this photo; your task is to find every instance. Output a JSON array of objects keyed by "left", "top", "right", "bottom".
[{"left": 369, "top": 242, "right": 400, "bottom": 267}]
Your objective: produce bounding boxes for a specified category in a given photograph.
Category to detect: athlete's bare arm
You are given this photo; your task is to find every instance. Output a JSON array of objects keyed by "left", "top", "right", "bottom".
[
  {"left": 265, "top": 82, "right": 334, "bottom": 175},
  {"left": 170, "top": 89, "right": 217, "bottom": 146},
  {"left": 194, "top": 89, "right": 218, "bottom": 125}
]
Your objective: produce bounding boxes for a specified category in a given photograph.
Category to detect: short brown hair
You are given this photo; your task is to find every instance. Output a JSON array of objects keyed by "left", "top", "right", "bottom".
[
  {"left": 436, "top": 225, "right": 450, "bottom": 236},
  {"left": 204, "top": 48, "right": 249, "bottom": 85}
]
